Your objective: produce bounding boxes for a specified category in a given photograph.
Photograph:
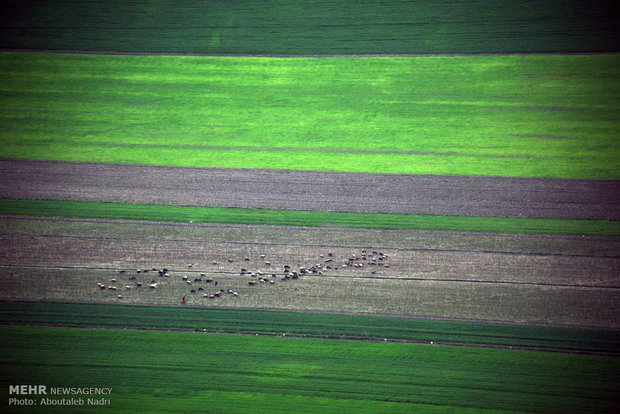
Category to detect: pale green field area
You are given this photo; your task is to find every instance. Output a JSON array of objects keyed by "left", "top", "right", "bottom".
[{"left": 1, "top": 52, "right": 619, "bottom": 178}]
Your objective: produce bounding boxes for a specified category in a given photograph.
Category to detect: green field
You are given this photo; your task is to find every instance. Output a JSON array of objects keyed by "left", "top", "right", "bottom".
[
  {"left": 1, "top": 2, "right": 619, "bottom": 412},
  {"left": 1, "top": 52, "right": 619, "bottom": 178},
  {"left": 2, "top": 199, "right": 618, "bottom": 236},
  {"left": 2, "top": 301, "right": 619, "bottom": 354},
  {"left": 1, "top": 0, "right": 618, "bottom": 54},
  {"left": 1, "top": 325, "right": 619, "bottom": 413}
]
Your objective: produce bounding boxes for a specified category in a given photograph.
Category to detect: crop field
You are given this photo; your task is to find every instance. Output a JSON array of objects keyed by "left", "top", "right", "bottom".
[
  {"left": 3, "top": 301, "right": 620, "bottom": 354},
  {"left": 1, "top": 217, "right": 618, "bottom": 328},
  {"left": 1, "top": 0, "right": 620, "bottom": 412},
  {"left": 1, "top": 325, "right": 620, "bottom": 413},
  {"left": 2, "top": 0, "right": 619, "bottom": 54},
  {"left": 1, "top": 52, "right": 619, "bottom": 178}
]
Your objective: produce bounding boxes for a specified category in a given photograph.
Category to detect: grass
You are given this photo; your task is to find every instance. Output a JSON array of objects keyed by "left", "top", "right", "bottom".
[
  {"left": 2, "top": 199, "right": 618, "bottom": 236},
  {"left": 1, "top": 325, "right": 619, "bottom": 413},
  {"left": 1, "top": 52, "right": 619, "bottom": 178},
  {"left": 1, "top": 0, "right": 618, "bottom": 54},
  {"left": 1, "top": 301, "right": 618, "bottom": 354}
]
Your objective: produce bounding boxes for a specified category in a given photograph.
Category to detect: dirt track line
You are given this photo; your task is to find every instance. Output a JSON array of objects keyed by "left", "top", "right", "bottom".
[
  {"left": 2, "top": 321, "right": 616, "bottom": 356},
  {"left": 4, "top": 264, "right": 618, "bottom": 290},
  {"left": 2, "top": 48, "right": 617, "bottom": 58}
]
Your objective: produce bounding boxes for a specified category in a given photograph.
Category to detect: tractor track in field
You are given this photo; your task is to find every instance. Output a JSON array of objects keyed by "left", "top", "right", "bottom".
[
  {"left": 2, "top": 320, "right": 616, "bottom": 356},
  {"left": 2, "top": 159, "right": 619, "bottom": 219}
]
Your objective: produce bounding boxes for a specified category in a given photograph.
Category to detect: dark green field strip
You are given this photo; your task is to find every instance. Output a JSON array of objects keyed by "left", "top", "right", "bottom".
[
  {"left": 1, "top": 325, "right": 619, "bottom": 413},
  {"left": 1, "top": 52, "right": 619, "bottom": 179},
  {"left": 2, "top": 301, "right": 619, "bottom": 355},
  {"left": 1, "top": 0, "right": 618, "bottom": 54},
  {"left": 1, "top": 199, "right": 618, "bottom": 236}
]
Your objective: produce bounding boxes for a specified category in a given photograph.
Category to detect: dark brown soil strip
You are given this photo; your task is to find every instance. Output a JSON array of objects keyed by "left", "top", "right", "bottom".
[{"left": 2, "top": 159, "right": 619, "bottom": 220}]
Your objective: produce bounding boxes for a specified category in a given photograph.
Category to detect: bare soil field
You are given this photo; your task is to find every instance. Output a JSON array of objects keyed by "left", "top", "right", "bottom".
[
  {"left": 2, "top": 159, "right": 619, "bottom": 219},
  {"left": 1, "top": 217, "right": 618, "bottom": 328}
]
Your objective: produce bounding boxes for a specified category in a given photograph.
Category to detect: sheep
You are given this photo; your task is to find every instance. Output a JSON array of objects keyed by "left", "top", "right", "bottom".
[
  {"left": 149, "top": 283, "right": 157, "bottom": 289},
  {"left": 190, "top": 289, "right": 196, "bottom": 293},
  {"left": 233, "top": 292, "right": 238, "bottom": 297},
  {"left": 182, "top": 275, "right": 188, "bottom": 281},
  {"left": 110, "top": 278, "right": 117, "bottom": 283},
  {"left": 136, "top": 283, "right": 143, "bottom": 287},
  {"left": 200, "top": 273, "right": 206, "bottom": 277},
  {"left": 125, "top": 285, "right": 131, "bottom": 290},
  {"left": 188, "top": 263, "right": 194, "bottom": 268},
  {"left": 228, "top": 258, "right": 233, "bottom": 263},
  {"left": 117, "top": 295, "right": 123, "bottom": 299},
  {"left": 248, "top": 281, "right": 256, "bottom": 286},
  {"left": 260, "top": 254, "right": 266, "bottom": 259},
  {"left": 212, "top": 261, "right": 218, "bottom": 265},
  {"left": 206, "top": 278, "right": 213, "bottom": 283}
]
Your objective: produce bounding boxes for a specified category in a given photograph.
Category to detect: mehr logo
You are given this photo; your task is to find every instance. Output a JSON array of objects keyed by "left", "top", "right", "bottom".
[{"left": 9, "top": 385, "right": 47, "bottom": 395}]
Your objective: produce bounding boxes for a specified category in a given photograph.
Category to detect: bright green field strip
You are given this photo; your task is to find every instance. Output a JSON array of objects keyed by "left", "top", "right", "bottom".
[
  {"left": 1, "top": 0, "right": 618, "bottom": 54},
  {"left": 2, "top": 301, "right": 619, "bottom": 355},
  {"left": 2, "top": 199, "right": 618, "bottom": 236},
  {"left": 1, "top": 325, "right": 619, "bottom": 413},
  {"left": 1, "top": 52, "right": 619, "bottom": 179}
]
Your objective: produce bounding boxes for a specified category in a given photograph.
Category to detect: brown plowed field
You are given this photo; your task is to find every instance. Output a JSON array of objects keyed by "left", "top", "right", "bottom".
[
  {"left": 2, "top": 159, "right": 619, "bottom": 219},
  {"left": 1, "top": 217, "right": 618, "bottom": 328}
]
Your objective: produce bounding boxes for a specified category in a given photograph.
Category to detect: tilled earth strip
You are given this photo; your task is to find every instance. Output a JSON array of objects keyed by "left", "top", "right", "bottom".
[
  {"left": 1, "top": 218, "right": 618, "bottom": 328},
  {"left": 2, "top": 159, "right": 619, "bottom": 219}
]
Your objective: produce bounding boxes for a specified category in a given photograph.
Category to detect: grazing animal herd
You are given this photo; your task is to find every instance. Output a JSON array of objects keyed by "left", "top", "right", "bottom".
[{"left": 96, "top": 249, "right": 391, "bottom": 304}]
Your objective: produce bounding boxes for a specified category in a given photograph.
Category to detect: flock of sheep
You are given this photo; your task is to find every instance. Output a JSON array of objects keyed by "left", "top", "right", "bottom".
[{"left": 96, "top": 249, "right": 391, "bottom": 303}]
